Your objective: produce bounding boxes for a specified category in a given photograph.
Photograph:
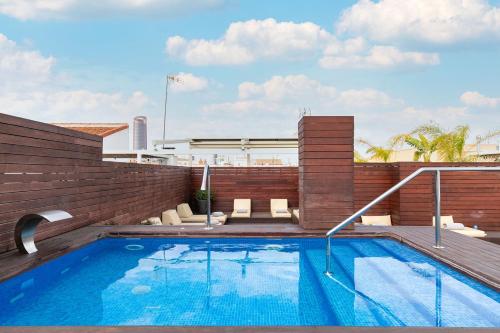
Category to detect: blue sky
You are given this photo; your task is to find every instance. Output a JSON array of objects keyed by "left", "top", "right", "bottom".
[{"left": 0, "top": 0, "right": 499, "bottom": 148}]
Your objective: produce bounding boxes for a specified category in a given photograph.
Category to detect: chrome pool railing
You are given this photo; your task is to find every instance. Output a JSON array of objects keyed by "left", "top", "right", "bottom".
[
  {"left": 325, "top": 166, "right": 500, "bottom": 276},
  {"left": 201, "top": 164, "right": 213, "bottom": 230}
]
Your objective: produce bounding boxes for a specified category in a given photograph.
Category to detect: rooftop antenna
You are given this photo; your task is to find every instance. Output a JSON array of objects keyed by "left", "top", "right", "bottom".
[
  {"left": 162, "top": 74, "right": 182, "bottom": 149},
  {"left": 298, "top": 107, "right": 312, "bottom": 119}
]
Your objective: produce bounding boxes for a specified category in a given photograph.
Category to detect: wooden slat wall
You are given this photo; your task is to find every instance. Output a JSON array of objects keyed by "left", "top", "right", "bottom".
[
  {"left": 396, "top": 162, "right": 500, "bottom": 231},
  {"left": 2, "top": 111, "right": 499, "bottom": 251},
  {"left": 190, "top": 167, "right": 299, "bottom": 213},
  {"left": 298, "top": 116, "right": 354, "bottom": 229},
  {"left": 354, "top": 163, "right": 398, "bottom": 218},
  {"left": 0, "top": 113, "right": 191, "bottom": 253},
  {"left": 353, "top": 162, "right": 500, "bottom": 231}
]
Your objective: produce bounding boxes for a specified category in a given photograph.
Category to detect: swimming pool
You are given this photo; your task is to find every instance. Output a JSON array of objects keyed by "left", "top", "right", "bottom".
[{"left": 0, "top": 237, "right": 498, "bottom": 327}]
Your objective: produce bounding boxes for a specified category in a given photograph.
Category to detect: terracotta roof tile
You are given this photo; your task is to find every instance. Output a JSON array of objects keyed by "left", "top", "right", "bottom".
[{"left": 52, "top": 123, "right": 129, "bottom": 138}]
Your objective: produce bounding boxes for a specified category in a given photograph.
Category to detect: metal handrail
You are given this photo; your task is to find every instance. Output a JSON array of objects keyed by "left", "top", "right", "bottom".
[
  {"left": 325, "top": 166, "right": 500, "bottom": 276},
  {"left": 201, "top": 164, "right": 213, "bottom": 230}
]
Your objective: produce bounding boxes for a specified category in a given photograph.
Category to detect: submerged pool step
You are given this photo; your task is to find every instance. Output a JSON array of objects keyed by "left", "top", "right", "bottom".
[{"left": 303, "top": 247, "right": 403, "bottom": 326}]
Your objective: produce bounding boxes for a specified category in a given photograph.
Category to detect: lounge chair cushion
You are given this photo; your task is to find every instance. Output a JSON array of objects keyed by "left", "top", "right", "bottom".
[
  {"left": 231, "top": 211, "right": 251, "bottom": 218},
  {"left": 361, "top": 215, "right": 392, "bottom": 226},
  {"left": 177, "top": 203, "right": 194, "bottom": 218},
  {"left": 432, "top": 216, "right": 455, "bottom": 227},
  {"left": 181, "top": 215, "right": 208, "bottom": 223},
  {"left": 272, "top": 211, "right": 292, "bottom": 218},
  {"left": 444, "top": 222, "right": 465, "bottom": 230},
  {"left": 178, "top": 222, "right": 221, "bottom": 226},
  {"left": 181, "top": 214, "right": 228, "bottom": 224},
  {"left": 148, "top": 217, "right": 162, "bottom": 225},
  {"left": 451, "top": 227, "right": 487, "bottom": 238},
  {"left": 213, "top": 214, "right": 227, "bottom": 224},
  {"left": 271, "top": 199, "right": 291, "bottom": 218},
  {"left": 232, "top": 199, "right": 251, "bottom": 218},
  {"left": 162, "top": 210, "right": 182, "bottom": 225},
  {"left": 432, "top": 216, "right": 486, "bottom": 237},
  {"left": 271, "top": 199, "right": 288, "bottom": 211}
]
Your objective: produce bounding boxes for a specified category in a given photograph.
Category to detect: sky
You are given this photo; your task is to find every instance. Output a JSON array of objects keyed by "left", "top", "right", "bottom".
[{"left": 0, "top": 0, "right": 499, "bottom": 150}]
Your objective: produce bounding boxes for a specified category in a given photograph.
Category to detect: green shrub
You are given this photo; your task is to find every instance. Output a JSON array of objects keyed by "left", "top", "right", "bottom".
[{"left": 195, "top": 189, "right": 215, "bottom": 201}]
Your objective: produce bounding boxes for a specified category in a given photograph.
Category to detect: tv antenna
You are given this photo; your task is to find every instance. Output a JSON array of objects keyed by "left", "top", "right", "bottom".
[
  {"left": 298, "top": 107, "right": 312, "bottom": 119},
  {"left": 162, "top": 74, "right": 182, "bottom": 149}
]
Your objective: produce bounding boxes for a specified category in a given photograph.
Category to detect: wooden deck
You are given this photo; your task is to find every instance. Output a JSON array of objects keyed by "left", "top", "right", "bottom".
[
  {"left": 0, "top": 224, "right": 499, "bottom": 333},
  {"left": 372, "top": 226, "right": 500, "bottom": 290}
]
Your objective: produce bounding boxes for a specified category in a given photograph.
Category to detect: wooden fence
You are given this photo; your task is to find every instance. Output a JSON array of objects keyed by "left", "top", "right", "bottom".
[
  {"left": 1, "top": 112, "right": 499, "bottom": 253},
  {"left": 0, "top": 113, "right": 190, "bottom": 253},
  {"left": 191, "top": 167, "right": 299, "bottom": 213},
  {"left": 354, "top": 162, "right": 500, "bottom": 231}
]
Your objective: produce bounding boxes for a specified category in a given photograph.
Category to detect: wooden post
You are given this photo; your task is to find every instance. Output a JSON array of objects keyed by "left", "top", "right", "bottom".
[{"left": 298, "top": 116, "right": 354, "bottom": 229}]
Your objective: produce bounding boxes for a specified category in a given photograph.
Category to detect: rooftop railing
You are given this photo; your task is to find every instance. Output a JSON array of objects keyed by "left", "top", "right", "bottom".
[{"left": 325, "top": 166, "right": 500, "bottom": 276}]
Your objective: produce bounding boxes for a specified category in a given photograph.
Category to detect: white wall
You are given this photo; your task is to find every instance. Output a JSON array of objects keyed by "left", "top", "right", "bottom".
[{"left": 103, "top": 129, "right": 129, "bottom": 151}]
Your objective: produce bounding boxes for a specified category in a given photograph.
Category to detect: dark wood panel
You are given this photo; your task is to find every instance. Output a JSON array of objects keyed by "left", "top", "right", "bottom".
[
  {"left": 353, "top": 162, "right": 500, "bottom": 231},
  {"left": 0, "top": 113, "right": 191, "bottom": 253},
  {"left": 191, "top": 167, "right": 298, "bottom": 213},
  {"left": 299, "top": 116, "right": 354, "bottom": 230},
  {"left": 0, "top": 113, "right": 101, "bottom": 142}
]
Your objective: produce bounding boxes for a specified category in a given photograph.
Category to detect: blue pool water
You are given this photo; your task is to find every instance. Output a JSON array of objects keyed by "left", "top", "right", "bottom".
[{"left": 0, "top": 237, "right": 498, "bottom": 327}]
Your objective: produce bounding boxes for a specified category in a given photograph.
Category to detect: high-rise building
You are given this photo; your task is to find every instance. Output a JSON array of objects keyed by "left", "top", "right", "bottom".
[{"left": 133, "top": 116, "right": 147, "bottom": 150}]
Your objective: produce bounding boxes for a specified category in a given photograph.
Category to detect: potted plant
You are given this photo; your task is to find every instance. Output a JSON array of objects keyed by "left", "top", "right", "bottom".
[{"left": 195, "top": 189, "right": 215, "bottom": 214}]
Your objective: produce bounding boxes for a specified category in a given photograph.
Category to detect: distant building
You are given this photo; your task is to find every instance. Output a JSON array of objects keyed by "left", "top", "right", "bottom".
[
  {"left": 52, "top": 123, "right": 129, "bottom": 151},
  {"left": 133, "top": 116, "right": 147, "bottom": 150},
  {"left": 255, "top": 158, "right": 283, "bottom": 166},
  {"left": 365, "top": 143, "right": 500, "bottom": 162},
  {"left": 102, "top": 152, "right": 173, "bottom": 165}
]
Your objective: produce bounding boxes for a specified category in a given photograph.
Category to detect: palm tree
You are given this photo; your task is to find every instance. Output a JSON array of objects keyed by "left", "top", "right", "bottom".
[
  {"left": 435, "top": 125, "right": 471, "bottom": 162},
  {"left": 392, "top": 130, "right": 439, "bottom": 162},
  {"left": 361, "top": 123, "right": 499, "bottom": 163},
  {"left": 354, "top": 150, "right": 368, "bottom": 163},
  {"left": 357, "top": 139, "right": 394, "bottom": 162},
  {"left": 419, "top": 124, "right": 499, "bottom": 162},
  {"left": 399, "top": 123, "right": 492, "bottom": 162}
]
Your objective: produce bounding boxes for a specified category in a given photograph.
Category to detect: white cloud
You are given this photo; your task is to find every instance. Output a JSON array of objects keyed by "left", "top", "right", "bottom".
[
  {"left": 167, "top": 18, "right": 441, "bottom": 70},
  {"left": 356, "top": 105, "right": 471, "bottom": 145},
  {"left": 337, "top": 89, "right": 397, "bottom": 108},
  {"left": 170, "top": 72, "right": 208, "bottom": 93},
  {"left": 1, "top": 90, "right": 150, "bottom": 122},
  {"left": 0, "top": 33, "right": 151, "bottom": 122},
  {"left": 0, "top": 0, "right": 226, "bottom": 20},
  {"left": 203, "top": 74, "right": 399, "bottom": 113},
  {"left": 238, "top": 75, "right": 337, "bottom": 101},
  {"left": 460, "top": 91, "right": 500, "bottom": 108},
  {"left": 166, "top": 18, "right": 332, "bottom": 65},
  {"left": 202, "top": 100, "right": 277, "bottom": 113},
  {"left": 0, "top": 33, "right": 55, "bottom": 89},
  {"left": 320, "top": 42, "right": 439, "bottom": 69},
  {"left": 337, "top": 0, "right": 500, "bottom": 44},
  {"left": 402, "top": 106, "right": 467, "bottom": 120}
]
